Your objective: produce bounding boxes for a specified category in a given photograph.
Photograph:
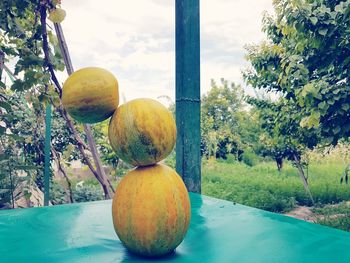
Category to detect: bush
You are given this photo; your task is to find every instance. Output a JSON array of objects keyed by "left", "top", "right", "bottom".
[
  {"left": 73, "top": 185, "right": 104, "bottom": 203},
  {"left": 50, "top": 182, "right": 68, "bottom": 205},
  {"left": 241, "top": 150, "right": 258, "bottom": 167},
  {"left": 225, "top": 154, "right": 236, "bottom": 164}
]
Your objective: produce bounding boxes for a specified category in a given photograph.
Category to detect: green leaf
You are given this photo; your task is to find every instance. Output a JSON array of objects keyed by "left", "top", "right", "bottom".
[
  {"left": 318, "top": 28, "right": 328, "bottom": 36},
  {"left": 342, "top": 103, "right": 350, "bottom": 111},
  {"left": 11, "top": 79, "right": 25, "bottom": 91},
  {"left": 0, "top": 126, "right": 6, "bottom": 135},
  {"left": 333, "top": 126, "right": 341, "bottom": 135},
  {"left": 0, "top": 101, "right": 11, "bottom": 112},
  {"left": 335, "top": 3, "right": 343, "bottom": 13},
  {"left": 0, "top": 81, "right": 6, "bottom": 89},
  {"left": 5, "top": 134, "right": 25, "bottom": 141},
  {"left": 310, "top": 17, "right": 318, "bottom": 25},
  {"left": 318, "top": 101, "right": 327, "bottom": 110},
  {"left": 0, "top": 154, "right": 9, "bottom": 161}
]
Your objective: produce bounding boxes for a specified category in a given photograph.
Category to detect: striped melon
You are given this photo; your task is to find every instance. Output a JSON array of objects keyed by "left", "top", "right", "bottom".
[
  {"left": 112, "top": 164, "right": 191, "bottom": 257},
  {"left": 108, "top": 98, "right": 176, "bottom": 166},
  {"left": 62, "top": 67, "right": 119, "bottom": 123}
]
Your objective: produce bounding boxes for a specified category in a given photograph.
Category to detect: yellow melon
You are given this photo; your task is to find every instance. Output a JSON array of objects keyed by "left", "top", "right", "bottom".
[
  {"left": 62, "top": 67, "right": 119, "bottom": 123},
  {"left": 112, "top": 164, "right": 191, "bottom": 257},
  {"left": 108, "top": 98, "right": 176, "bottom": 166}
]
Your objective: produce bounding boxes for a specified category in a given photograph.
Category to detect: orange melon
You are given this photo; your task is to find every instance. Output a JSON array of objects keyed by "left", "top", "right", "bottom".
[
  {"left": 62, "top": 67, "right": 119, "bottom": 123},
  {"left": 108, "top": 98, "right": 176, "bottom": 166},
  {"left": 112, "top": 164, "right": 191, "bottom": 257}
]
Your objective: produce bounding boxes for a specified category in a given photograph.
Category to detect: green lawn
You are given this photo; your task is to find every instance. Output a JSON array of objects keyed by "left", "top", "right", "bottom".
[{"left": 202, "top": 160, "right": 350, "bottom": 213}]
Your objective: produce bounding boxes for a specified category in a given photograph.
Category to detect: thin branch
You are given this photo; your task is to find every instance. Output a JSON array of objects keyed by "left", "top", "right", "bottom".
[
  {"left": 51, "top": 145, "right": 74, "bottom": 203},
  {"left": 40, "top": 4, "right": 62, "bottom": 97}
]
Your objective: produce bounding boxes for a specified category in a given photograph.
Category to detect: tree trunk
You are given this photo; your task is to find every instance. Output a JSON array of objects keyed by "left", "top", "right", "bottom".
[
  {"left": 275, "top": 157, "right": 283, "bottom": 172},
  {"left": 293, "top": 154, "right": 315, "bottom": 205}
]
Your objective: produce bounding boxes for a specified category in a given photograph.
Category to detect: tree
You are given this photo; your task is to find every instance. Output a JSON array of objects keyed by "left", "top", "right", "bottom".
[
  {"left": 201, "top": 79, "right": 245, "bottom": 159},
  {"left": 244, "top": 0, "right": 350, "bottom": 145},
  {"left": 0, "top": 0, "right": 114, "bottom": 202},
  {"left": 247, "top": 96, "right": 320, "bottom": 204}
]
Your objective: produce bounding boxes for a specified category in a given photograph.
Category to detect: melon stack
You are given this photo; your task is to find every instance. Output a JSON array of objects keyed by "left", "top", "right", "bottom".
[{"left": 62, "top": 67, "right": 191, "bottom": 257}]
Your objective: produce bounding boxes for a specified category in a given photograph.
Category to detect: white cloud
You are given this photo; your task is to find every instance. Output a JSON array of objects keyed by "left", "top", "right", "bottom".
[{"left": 59, "top": 0, "right": 273, "bottom": 102}]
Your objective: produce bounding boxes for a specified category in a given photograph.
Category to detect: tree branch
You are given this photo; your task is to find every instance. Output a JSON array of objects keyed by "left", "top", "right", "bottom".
[
  {"left": 51, "top": 145, "right": 74, "bottom": 203},
  {"left": 40, "top": 4, "right": 62, "bottom": 97}
]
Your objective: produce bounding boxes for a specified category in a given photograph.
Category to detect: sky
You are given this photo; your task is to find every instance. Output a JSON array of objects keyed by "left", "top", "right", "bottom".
[{"left": 59, "top": 0, "right": 274, "bottom": 103}]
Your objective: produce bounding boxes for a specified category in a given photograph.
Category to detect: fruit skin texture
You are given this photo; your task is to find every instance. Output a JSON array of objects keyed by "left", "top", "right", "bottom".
[
  {"left": 112, "top": 164, "right": 191, "bottom": 257},
  {"left": 62, "top": 67, "right": 119, "bottom": 123},
  {"left": 108, "top": 98, "right": 176, "bottom": 166},
  {"left": 48, "top": 8, "right": 66, "bottom": 23}
]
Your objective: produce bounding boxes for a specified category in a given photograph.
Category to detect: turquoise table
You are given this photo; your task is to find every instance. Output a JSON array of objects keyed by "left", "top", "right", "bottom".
[{"left": 1, "top": 193, "right": 349, "bottom": 262}]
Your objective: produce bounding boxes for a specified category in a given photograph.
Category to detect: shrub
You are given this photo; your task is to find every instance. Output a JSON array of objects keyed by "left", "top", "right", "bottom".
[
  {"left": 241, "top": 150, "right": 258, "bottom": 167},
  {"left": 73, "top": 185, "right": 104, "bottom": 202}
]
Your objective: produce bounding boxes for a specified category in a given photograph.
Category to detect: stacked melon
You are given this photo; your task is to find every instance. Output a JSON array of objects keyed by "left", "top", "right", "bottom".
[{"left": 62, "top": 67, "right": 191, "bottom": 257}]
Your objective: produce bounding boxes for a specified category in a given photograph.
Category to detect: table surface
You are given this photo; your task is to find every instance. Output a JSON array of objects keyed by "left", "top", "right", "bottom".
[{"left": 1, "top": 193, "right": 349, "bottom": 263}]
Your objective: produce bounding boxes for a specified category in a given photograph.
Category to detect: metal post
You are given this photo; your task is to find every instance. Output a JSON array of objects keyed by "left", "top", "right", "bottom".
[
  {"left": 44, "top": 102, "right": 52, "bottom": 206},
  {"left": 175, "top": 0, "right": 201, "bottom": 193}
]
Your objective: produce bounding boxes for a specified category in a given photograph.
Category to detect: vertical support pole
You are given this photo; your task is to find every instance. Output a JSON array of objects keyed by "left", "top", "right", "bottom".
[
  {"left": 44, "top": 103, "right": 52, "bottom": 206},
  {"left": 0, "top": 50, "right": 4, "bottom": 82},
  {"left": 175, "top": 0, "right": 201, "bottom": 193}
]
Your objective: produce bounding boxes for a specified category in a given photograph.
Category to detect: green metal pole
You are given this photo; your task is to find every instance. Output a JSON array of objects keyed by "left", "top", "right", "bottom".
[
  {"left": 44, "top": 102, "right": 52, "bottom": 206},
  {"left": 175, "top": 0, "right": 201, "bottom": 193}
]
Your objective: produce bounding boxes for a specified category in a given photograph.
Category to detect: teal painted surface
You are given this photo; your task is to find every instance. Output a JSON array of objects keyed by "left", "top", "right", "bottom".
[
  {"left": 44, "top": 103, "right": 52, "bottom": 206},
  {"left": 175, "top": 0, "right": 201, "bottom": 193},
  {"left": 0, "top": 193, "right": 349, "bottom": 263}
]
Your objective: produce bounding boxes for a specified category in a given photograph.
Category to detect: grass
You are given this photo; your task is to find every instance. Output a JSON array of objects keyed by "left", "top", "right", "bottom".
[
  {"left": 202, "top": 160, "right": 350, "bottom": 213},
  {"left": 313, "top": 202, "right": 350, "bottom": 232}
]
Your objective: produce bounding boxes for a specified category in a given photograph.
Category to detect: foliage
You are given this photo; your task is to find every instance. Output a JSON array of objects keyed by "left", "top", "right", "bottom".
[
  {"left": 201, "top": 79, "right": 258, "bottom": 160},
  {"left": 244, "top": 0, "right": 350, "bottom": 145},
  {"left": 247, "top": 96, "right": 321, "bottom": 170},
  {"left": 202, "top": 160, "right": 350, "bottom": 213},
  {"left": 241, "top": 149, "right": 258, "bottom": 167},
  {"left": 0, "top": 0, "right": 67, "bottom": 208},
  {"left": 0, "top": 0, "right": 114, "bottom": 207},
  {"left": 50, "top": 181, "right": 68, "bottom": 205},
  {"left": 92, "top": 119, "right": 119, "bottom": 167},
  {"left": 73, "top": 185, "right": 104, "bottom": 203},
  {"left": 163, "top": 149, "right": 176, "bottom": 169},
  {"left": 0, "top": 91, "right": 42, "bottom": 208}
]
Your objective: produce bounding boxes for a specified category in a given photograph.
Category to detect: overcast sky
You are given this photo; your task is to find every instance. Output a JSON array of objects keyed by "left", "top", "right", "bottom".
[{"left": 59, "top": 0, "right": 274, "bottom": 103}]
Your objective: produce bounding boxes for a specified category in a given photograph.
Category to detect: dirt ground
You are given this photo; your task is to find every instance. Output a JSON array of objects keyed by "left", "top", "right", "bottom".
[
  {"left": 285, "top": 206, "right": 316, "bottom": 222},
  {"left": 285, "top": 201, "right": 350, "bottom": 223}
]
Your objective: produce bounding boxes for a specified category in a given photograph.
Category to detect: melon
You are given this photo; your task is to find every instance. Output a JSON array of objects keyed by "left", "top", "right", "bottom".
[
  {"left": 62, "top": 67, "right": 119, "bottom": 123},
  {"left": 112, "top": 164, "right": 191, "bottom": 257},
  {"left": 48, "top": 8, "right": 66, "bottom": 23},
  {"left": 108, "top": 98, "right": 176, "bottom": 166}
]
